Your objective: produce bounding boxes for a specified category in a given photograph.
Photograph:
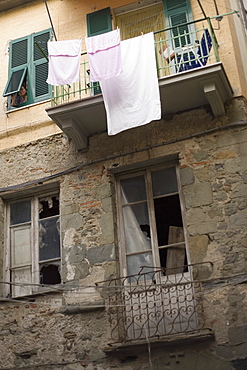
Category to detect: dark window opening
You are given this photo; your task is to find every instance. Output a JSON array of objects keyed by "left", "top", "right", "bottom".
[
  {"left": 154, "top": 194, "right": 183, "bottom": 246},
  {"left": 40, "top": 264, "right": 61, "bottom": 285},
  {"left": 154, "top": 194, "right": 187, "bottom": 274},
  {"left": 39, "top": 196, "right": 59, "bottom": 219}
]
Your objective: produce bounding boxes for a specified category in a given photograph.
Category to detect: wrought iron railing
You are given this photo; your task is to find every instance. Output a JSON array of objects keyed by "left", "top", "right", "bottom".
[
  {"left": 96, "top": 263, "right": 211, "bottom": 344},
  {"left": 50, "top": 17, "right": 220, "bottom": 107}
]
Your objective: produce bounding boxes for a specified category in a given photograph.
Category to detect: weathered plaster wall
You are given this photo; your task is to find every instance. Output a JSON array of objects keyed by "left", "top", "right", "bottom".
[{"left": 0, "top": 101, "right": 246, "bottom": 369}]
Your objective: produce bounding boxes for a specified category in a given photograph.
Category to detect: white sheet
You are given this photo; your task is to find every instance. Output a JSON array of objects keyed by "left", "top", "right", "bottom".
[
  {"left": 99, "top": 32, "right": 161, "bottom": 136},
  {"left": 46, "top": 39, "right": 81, "bottom": 86}
]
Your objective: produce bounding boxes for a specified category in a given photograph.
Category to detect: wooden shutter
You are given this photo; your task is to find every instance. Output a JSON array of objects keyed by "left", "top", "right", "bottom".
[
  {"left": 3, "top": 37, "right": 28, "bottom": 97},
  {"left": 87, "top": 7, "right": 112, "bottom": 36},
  {"left": 32, "top": 30, "right": 51, "bottom": 101}
]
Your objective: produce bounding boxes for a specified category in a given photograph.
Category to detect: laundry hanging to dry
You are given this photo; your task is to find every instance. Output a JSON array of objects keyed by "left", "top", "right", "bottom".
[{"left": 46, "top": 39, "right": 81, "bottom": 86}]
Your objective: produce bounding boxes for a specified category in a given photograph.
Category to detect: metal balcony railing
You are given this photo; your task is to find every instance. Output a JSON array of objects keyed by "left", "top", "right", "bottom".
[
  {"left": 51, "top": 17, "right": 219, "bottom": 107},
  {"left": 96, "top": 263, "right": 211, "bottom": 344}
]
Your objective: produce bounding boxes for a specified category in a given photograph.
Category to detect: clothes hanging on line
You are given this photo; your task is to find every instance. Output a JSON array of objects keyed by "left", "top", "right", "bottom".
[
  {"left": 99, "top": 32, "right": 161, "bottom": 136},
  {"left": 85, "top": 29, "right": 122, "bottom": 82},
  {"left": 46, "top": 39, "right": 81, "bottom": 86}
]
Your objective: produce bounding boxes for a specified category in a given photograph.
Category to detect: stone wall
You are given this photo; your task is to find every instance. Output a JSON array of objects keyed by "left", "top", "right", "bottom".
[{"left": 0, "top": 101, "right": 246, "bottom": 369}]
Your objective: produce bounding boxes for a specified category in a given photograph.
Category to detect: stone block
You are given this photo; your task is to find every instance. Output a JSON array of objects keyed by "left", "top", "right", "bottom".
[
  {"left": 180, "top": 166, "right": 195, "bottom": 186},
  {"left": 189, "top": 235, "right": 209, "bottom": 263},
  {"left": 87, "top": 243, "right": 116, "bottom": 265},
  {"left": 232, "top": 184, "right": 247, "bottom": 199},
  {"left": 61, "top": 213, "right": 84, "bottom": 232},
  {"left": 97, "top": 184, "right": 112, "bottom": 199},
  {"left": 101, "top": 197, "right": 113, "bottom": 213},
  {"left": 229, "top": 211, "right": 247, "bottom": 227},
  {"left": 225, "top": 157, "right": 247, "bottom": 175},
  {"left": 188, "top": 221, "right": 218, "bottom": 235},
  {"left": 229, "top": 325, "right": 247, "bottom": 344},
  {"left": 184, "top": 182, "right": 213, "bottom": 208},
  {"left": 225, "top": 203, "right": 238, "bottom": 216},
  {"left": 99, "top": 212, "right": 115, "bottom": 244},
  {"left": 193, "top": 150, "right": 208, "bottom": 162}
]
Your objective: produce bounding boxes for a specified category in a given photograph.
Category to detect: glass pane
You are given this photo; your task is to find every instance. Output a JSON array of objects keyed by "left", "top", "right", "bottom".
[
  {"left": 152, "top": 167, "right": 178, "bottom": 197},
  {"left": 10, "top": 200, "right": 31, "bottom": 225},
  {"left": 11, "top": 266, "right": 32, "bottom": 297},
  {"left": 39, "top": 216, "right": 60, "bottom": 261},
  {"left": 121, "top": 175, "right": 146, "bottom": 204},
  {"left": 4, "top": 68, "right": 26, "bottom": 96},
  {"left": 123, "top": 202, "right": 151, "bottom": 254},
  {"left": 127, "top": 252, "right": 154, "bottom": 278},
  {"left": 11, "top": 225, "right": 31, "bottom": 266}
]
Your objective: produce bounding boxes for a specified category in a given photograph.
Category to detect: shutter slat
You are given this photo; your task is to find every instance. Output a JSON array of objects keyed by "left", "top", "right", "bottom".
[
  {"left": 166, "top": 0, "right": 187, "bottom": 12},
  {"left": 35, "top": 62, "right": 49, "bottom": 97},
  {"left": 87, "top": 7, "right": 112, "bottom": 36},
  {"left": 11, "top": 39, "right": 28, "bottom": 68},
  {"left": 33, "top": 32, "right": 50, "bottom": 61}
]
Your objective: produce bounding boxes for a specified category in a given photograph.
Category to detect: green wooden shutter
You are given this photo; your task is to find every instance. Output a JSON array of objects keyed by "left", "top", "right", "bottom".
[
  {"left": 163, "top": 0, "right": 194, "bottom": 48},
  {"left": 3, "top": 37, "right": 28, "bottom": 98},
  {"left": 87, "top": 7, "right": 112, "bottom": 36},
  {"left": 32, "top": 30, "right": 51, "bottom": 102}
]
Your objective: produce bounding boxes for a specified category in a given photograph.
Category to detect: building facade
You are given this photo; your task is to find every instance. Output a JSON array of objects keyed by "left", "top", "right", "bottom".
[{"left": 0, "top": 0, "right": 247, "bottom": 369}]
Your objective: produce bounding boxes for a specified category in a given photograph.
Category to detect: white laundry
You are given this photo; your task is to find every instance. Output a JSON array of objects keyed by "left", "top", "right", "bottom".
[
  {"left": 85, "top": 29, "right": 122, "bottom": 82},
  {"left": 99, "top": 32, "right": 161, "bottom": 136},
  {"left": 46, "top": 39, "right": 81, "bottom": 86}
]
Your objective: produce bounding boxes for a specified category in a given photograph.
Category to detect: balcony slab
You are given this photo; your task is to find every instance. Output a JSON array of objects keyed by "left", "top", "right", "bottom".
[{"left": 46, "top": 62, "right": 233, "bottom": 150}]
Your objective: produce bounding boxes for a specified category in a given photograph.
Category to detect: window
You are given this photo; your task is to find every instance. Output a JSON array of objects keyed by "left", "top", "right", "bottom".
[
  {"left": 4, "top": 193, "right": 61, "bottom": 297},
  {"left": 116, "top": 164, "right": 188, "bottom": 278},
  {"left": 114, "top": 2, "right": 166, "bottom": 40},
  {"left": 115, "top": 164, "right": 198, "bottom": 340},
  {"left": 163, "top": 0, "right": 194, "bottom": 48},
  {"left": 3, "top": 29, "right": 51, "bottom": 109}
]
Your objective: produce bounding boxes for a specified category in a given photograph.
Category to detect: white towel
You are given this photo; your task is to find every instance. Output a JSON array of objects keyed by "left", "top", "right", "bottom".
[
  {"left": 46, "top": 39, "right": 81, "bottom": 86},
  {"left": 100, "top": 32, "right": 161, "bottom": 136},
  {"left": 85, "top": 29, "right": 122, "bottom": 82}
]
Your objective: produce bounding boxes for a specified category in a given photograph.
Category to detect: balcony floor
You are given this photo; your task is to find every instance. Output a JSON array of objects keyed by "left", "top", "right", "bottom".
[{"left": 46, "top": 62, "right": 233, "bottom": 150}]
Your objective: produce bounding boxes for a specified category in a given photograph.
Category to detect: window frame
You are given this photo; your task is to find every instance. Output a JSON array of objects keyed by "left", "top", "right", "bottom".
[
  {"left": 3, "top": 29, "right": 52, "bottom": 110},
  {"left": 3, "top": 190, "right": 61, "bottom": 298},
  {"left": 163, "top": 0, "right": 195, "bottom": 50},
  {"left": 115, "top": 162, "right": 190, "bottom": 280}
]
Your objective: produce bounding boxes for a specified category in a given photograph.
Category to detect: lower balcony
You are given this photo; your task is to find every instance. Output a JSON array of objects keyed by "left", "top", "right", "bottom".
[
  {"left": 96, "top": 264, "right": 213, "bottom": 346},
  {"left": 46, "top": 17, "right": 233, "bottom": 150}
]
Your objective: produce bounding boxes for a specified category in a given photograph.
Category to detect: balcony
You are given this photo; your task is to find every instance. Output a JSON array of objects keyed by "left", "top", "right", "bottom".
[
  {"left": 46, "top": 17, "right": 233, "bottom": 150},
  {"left": 96, "top": 263, "right": 213, "bottom": 346}
]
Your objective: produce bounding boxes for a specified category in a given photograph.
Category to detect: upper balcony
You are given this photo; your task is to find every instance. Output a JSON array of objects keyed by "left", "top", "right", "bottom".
[{"left": 46, "top": 17, "right": 233, "bottom": 150}]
